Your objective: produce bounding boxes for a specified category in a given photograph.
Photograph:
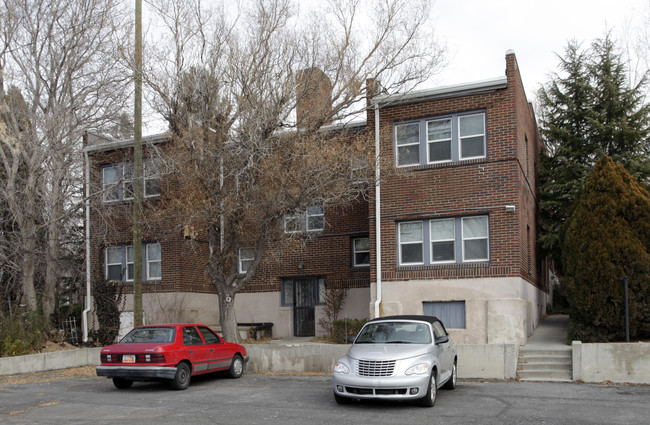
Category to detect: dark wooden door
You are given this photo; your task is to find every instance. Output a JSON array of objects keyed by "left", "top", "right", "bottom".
[{"left": 294, "top": 278, "right": 317, "bottom": 337}]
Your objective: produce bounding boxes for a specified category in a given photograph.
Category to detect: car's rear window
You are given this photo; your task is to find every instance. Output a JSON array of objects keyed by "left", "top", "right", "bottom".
[
  {"left": 121, "top": 327, "right": 175, "bottom": 344},
  {"left": 355, "top": 322, "right": 432, "bottom": 344}
]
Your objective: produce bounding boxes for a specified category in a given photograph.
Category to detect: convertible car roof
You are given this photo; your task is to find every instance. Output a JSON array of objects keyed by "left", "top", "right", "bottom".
[{"left": 368, "top": 315, "right": 440, "bottom": 325}]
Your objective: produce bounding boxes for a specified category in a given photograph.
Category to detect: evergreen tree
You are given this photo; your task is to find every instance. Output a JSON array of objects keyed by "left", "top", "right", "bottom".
[
  {"left": 537, "top": 35, "right": 650, "bottom": 270},
  {"left": 562, "top": 156, "right": 650, "bottom": 342}
]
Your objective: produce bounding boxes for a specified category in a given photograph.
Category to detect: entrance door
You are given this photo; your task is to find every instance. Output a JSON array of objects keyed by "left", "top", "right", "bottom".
[{"left": 294, "top": 278, "right": 317, "bottom": 337}]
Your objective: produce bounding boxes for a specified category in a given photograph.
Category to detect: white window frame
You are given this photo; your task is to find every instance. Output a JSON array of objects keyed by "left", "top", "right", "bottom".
[
  {"left": 101, "top": 160, "right": 160, "bottom": 203},
  {"left": 283, "top": 205, "right": 325, "bottom": 234},
  {"left": 461, "top": 216, "right": 489, "bottom": 262},
  {"left": 395, "top": 122, "right": 421, "bottom": 167},
  {"left": 398, "top": 216, "right": 489, "bottom": 266},
  {"left": 306, "top": 206, "right": 325, "bottom": 232},
  {"left": 394, "top": 111, "right": 486, "bottom": 168},
  {"left": 105, "top": 246, "right": 124, "bottom": 281},
  {"left": 430, "top": 218, "right": 456, "bottom": 264},
  {"left": 426, "top": 118, "right": 452, "bottom": 164},
  {"left": 458, "top": 113, "right": 486, "bottom": 160},
  {"left": 146, "top": 243, "right": 162, "bottom": 280},
  {"left": 238, "top": 247, "right": 255, "bottom": 274},
  {"left": 144, "top": 160, "right": 161, "bottom": 198},
  {"left": 104, "top": 243, "right": 162, "bottom": 282},
  {"left": 102, "top": 166, "right": 121, "bottom": 203},
  {"left": 352, "top": 237, "right": 370, "bottom": 267},
  {"left": 126, "top": 246, "right": 134, "bottom": 281},
  {"left": 398, "top": 221, "right": 424, "bottom": 265}
]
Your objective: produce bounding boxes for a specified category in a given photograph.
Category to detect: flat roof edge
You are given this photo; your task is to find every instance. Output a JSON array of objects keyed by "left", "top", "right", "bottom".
[
  {"left": 83, "top": 132, "right": 171, "bottom": 153},
  {"left": 374, "top": 76, "right": 508, "bottom": 108}
]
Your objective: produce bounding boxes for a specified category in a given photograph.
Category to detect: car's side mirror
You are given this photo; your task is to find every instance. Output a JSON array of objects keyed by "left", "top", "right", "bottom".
[
  {"left": 435, "top": 335, "right": 449, "bottom": 344},
  {"left": 348, "top": 336, "right": 356, "bottom": 344}
]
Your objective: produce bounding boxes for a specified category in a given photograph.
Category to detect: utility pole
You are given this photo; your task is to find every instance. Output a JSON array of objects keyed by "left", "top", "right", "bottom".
[{"left": 133, "top": 0, "right": 143, "bottom": 326}]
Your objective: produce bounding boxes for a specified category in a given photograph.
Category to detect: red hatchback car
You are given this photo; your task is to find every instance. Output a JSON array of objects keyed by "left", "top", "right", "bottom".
[{"left": 96, "top": 324, "right": 248, "bottom": 390}]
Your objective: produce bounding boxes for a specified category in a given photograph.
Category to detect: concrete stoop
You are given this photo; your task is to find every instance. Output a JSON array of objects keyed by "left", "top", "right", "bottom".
[{"left": 517, "top": 345, "right": 572, "bottom": 382}]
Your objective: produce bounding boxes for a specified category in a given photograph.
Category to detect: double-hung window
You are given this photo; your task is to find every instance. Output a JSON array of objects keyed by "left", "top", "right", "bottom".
[
  {"left": 101, "top": 159, "right": 161, "bottom": 203},
  {"left": 352, "top": 237, "right": 370, "bottom": 267},
  {"left": 283, "top": 205, "right": 325, "bottom": 233},
  {"left": 398, "top": 216, "right": 489, "bottom": 266},
  {"left": 398, "top": 222, "right": 424, "bottom": 265},
  {"left": 238, "top": 247, "right": 255, "bottom": 274},
  {"left": 395, "top": 111, "right": 486, "bottom": 167},
  {"left": 104, "top": 242, "right": 162, "bottom": 281}
]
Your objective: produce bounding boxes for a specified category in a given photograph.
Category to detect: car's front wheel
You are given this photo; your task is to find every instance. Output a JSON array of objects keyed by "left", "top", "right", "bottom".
[
  {"left": 171, "top": 362, "right": 191, "bottom": 390},
  {"left": 419, "top": 371, "right": 437, "bottom": 407},
  {"left": 227, "top": 354, "right": 244, "bottom": 379},
  {"left": 112, "top": 377, "right": 133, "bottom": 389}
]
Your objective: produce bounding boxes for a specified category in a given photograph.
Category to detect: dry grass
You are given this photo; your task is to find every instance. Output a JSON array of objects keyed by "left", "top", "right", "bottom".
[{"left": 0, "top": 365, "right": 97, "bottom": 386}]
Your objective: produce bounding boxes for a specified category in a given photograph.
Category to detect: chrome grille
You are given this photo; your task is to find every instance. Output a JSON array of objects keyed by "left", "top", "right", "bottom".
[{"left": 356, "top": 359, "right": 395, "bottom": 377}]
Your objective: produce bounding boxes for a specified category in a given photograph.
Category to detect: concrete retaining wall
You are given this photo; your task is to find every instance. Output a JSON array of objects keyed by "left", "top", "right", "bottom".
[
  {"left": 0, "top": 348, "right": 102, "bottom": 376},
  {"left": 572, "top": 342, "right": 650, "bottom": 384},
  {"left": 2, "top": 342, "right": 648, "bottom": 385},
  {"left": 246, "top": 343, "right": 518, "bottom": 379}
]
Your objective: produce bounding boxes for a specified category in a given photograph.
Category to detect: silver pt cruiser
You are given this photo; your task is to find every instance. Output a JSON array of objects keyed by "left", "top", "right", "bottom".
[{"left": 332, "top": 315, "right": 457, "bottom": 407}]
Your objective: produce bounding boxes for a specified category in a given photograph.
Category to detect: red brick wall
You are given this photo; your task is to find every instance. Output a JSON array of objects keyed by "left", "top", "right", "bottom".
[
  {"left": 368, "top": 52, "right": 542, "bottom": 289},
  {"left": 87, "top": 143, "right": 371, "bottom": 297}
]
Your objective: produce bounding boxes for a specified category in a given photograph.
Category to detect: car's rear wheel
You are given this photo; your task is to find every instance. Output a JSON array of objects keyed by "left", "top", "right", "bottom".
[
  {"left": 227, "top": 354, "right": 244, "bottom": 379},
  {"left": 334, "top": 391, "right": 352, "bottom": 405},
  {"left": 171, "top": 362, "right": 191, "bottom": 390},
  {"left": 112, "top": 377, "right": 133, "bottom": 389},
  {"left": 419, "top": 371, "right": 437, "bottom": 407},
  {"left": 443, "top": 359, "right": 457, "bottom": 390}
]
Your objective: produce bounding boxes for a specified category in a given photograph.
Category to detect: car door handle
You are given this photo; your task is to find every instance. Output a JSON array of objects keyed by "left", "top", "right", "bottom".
[
  {"left": 210, "top": 349, "right": 214, "bottom": 353},
  {"left": 189, "top": 350, "right": 193, "bottom": 354}
]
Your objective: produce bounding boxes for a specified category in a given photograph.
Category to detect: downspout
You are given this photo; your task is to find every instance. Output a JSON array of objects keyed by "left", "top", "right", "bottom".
[
  {"left": 373, "top": 103, "right": 382, "bottom": 318},
  {"left": 83, "top": 150, "right": 92, "bottom": 342}
]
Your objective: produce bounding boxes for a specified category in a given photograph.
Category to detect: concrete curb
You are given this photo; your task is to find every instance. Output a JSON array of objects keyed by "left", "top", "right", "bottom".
[{"left": 0, "top": 348, "right": 102, "bottom": 376}]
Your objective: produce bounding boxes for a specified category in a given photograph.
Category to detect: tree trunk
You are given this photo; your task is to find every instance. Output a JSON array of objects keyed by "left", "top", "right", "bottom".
[
  {"left": 218, "top": 291, "right": 239, "bottom": 343},
  {"left": 43, "top": 221, "right": 60, "bottom": 319},
  {"left": 21, "top": 225, "right": 38, "bottom": 311}
]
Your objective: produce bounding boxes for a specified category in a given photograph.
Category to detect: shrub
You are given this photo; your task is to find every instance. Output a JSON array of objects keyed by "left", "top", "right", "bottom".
[
  {"left": 330, "top": 318, "right": 366, "bottom": 344},
  {"left": 317, "top": 287, "right": 348, "bottom": 338},
  {"left": 0, "top": 311, "right": 49, "bottom": 357},
  {"left": 90, "top": 279, "right": 125, "bottom": 346},
  {"left": 562, "top": 156, "right": 650, "bottom": 342}
]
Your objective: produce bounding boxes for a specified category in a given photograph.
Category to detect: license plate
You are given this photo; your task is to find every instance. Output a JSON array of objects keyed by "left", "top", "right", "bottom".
[{"left": 123, "top": 354, "right": 135, "bottom": 364}]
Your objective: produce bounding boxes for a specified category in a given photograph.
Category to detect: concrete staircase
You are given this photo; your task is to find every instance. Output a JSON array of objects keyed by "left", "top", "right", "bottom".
[
  {"left": 517, "top": 345, "right": 572, "bottom": 381},
  {"left": 516, "top": 315, "right": 572, "bottom": 382}
]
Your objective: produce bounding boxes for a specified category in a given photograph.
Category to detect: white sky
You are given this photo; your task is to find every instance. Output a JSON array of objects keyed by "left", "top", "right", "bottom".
[
  {"left": 430, "top": 0, "right": 649, "bottom": 102},
  {"left": 141, "top": 0, "right": 650, "bottom": 134}
]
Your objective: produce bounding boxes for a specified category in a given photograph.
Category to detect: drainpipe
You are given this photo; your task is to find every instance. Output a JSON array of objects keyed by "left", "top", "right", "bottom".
[
  {"left": 373, "top": 103, "right": 382, "bottom": 318},
  {"left": 83, "top": 150, "right": 92, "bottom": 342}
]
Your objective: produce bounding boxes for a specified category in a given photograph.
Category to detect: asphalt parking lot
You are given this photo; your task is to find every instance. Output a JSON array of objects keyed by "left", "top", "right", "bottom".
[{"left": 1, "top": 372, "right": 649, "bottom": 425}]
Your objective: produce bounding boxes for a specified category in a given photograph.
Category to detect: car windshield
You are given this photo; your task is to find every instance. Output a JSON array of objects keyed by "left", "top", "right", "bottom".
[
  {"left": 355, "top": 322, "right": 432, "bottom": 344},
  {"left": 121, "top": 327, "right": 175, "bottom": 344}
]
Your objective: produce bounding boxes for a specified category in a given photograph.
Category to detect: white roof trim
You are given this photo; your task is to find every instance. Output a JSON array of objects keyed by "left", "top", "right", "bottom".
[
  {"left": 374, "top": 76, "right": 508, "bottom": 108},
  {"left": 83, "top": 132, "right": 171, "bottom": 153}
]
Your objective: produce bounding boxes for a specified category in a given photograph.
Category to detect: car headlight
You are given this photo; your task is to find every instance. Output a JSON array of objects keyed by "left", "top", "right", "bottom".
[
  {"left": 333, "top": 362, "right": 350, "bottom": 374},
  {"left": 405, "top": 363, "right": 430, "bottom": 375}
]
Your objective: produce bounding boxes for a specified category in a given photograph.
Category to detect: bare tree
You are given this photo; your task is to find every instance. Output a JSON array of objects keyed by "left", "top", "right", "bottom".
[
  {"left": 0, "top": 0, "right": 131, "bottom": 318},
  {"left": 144, "top": 0, "right": 445, "bottom": 342}
]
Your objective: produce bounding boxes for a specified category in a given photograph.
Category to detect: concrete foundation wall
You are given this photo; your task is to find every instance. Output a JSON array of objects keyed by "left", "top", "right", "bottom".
[
  {"left": 371, "top": 277, "right": 546, "bottom": 345},
  {"left": 122, "top": 288, "right": 371, "bottom": 339},
  {"left": 572, "top": 342, "right": 650, "bottom": 384}
]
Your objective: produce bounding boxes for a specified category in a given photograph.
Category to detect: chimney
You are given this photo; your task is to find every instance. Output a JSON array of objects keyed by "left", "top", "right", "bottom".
[{"left": 296, "top": 67, "right": 333, "bottom": 130}]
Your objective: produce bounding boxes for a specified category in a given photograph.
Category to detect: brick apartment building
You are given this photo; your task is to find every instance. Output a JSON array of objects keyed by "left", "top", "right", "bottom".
[{"left": 84, "top": 51, "right": 548, "bottom": 344}]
